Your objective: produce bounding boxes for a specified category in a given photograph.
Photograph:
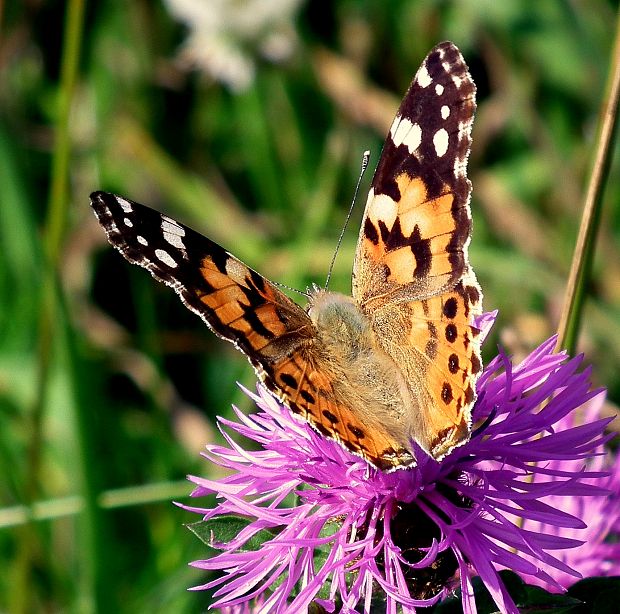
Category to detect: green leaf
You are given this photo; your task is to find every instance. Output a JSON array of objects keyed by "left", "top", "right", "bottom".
[
  {"left": 308, "top": 602, "right": 330, "bottom": 614},
  {"left": 186, "top": 515, "right": 280, "bottom": 552},
  {"left": 434, "top": 571, "right": 584, "bottom": 613},
  {"left": 567, "top": 576, "right": 620, "bottom": 612},
  {"left": 517, "top": 582, "right": 582, "bottom": 613}
]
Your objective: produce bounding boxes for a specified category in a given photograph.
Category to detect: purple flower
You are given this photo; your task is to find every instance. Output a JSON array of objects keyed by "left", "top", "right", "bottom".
[
  {"left": 183, "top": 319, "right": 613, "bottom": 613},
  {"left": 516, "top": 393, "right": 620, "bottom": 591}
]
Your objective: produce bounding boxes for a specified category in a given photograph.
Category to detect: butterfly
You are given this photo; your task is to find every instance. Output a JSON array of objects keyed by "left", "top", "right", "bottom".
[{"left": 91, "top": 41, "right": 482, "bottom": 472}]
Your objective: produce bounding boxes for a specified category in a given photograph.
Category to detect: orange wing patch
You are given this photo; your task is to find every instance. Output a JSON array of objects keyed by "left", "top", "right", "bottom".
[
  {"left": 357, "top": 172, "right": 467, "bottom": 302},
  {"left": 351, "top": 41, "right": 481, "bottom": 466},
  {"left": 266, "top": 350, "right": 415, "bottom": 471},
  {"left": 197, "top": 254, "right": 309, "bottom": 358}
]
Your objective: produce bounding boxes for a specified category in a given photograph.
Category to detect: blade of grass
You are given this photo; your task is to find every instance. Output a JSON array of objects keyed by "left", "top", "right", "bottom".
[
  {"left": 56, "top": 282, "right": 114, "bottom": 612},
  {"left": 22, "top": 0, "right": 108, "bottom": 613},
  {"left": 0, "top": 124, "right": 41, "bottom": 348},
  {"left": 555, "top": 9, "right": 620, "bottom": 354},
  {"left": 0, "top": 481, "right": 192, "bottom": 529},
  {"left": 44, "top": 0, "right": 85, "bottom": 265},
  {"left": 232, "top": 79, "right": 286, "bottom": 216}
]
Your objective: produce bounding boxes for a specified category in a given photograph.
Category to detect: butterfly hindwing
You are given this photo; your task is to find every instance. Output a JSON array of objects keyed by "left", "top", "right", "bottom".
[{"left": 399, "top": 272, "right": 482, "bottom": 458}]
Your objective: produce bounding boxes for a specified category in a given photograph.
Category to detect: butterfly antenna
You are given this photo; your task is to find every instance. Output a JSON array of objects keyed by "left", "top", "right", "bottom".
[
  {"left": 325, "top": 150, "right": 371, "bottom": 290},
  {"left": 273, "top": 279, "right": 310, "bottom": 298}
]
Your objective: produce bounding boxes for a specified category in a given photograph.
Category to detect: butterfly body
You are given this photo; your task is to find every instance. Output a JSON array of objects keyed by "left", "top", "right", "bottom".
[
  {"left": 307, "top": 289, "right": 417, "bottom": 465},
  {"left": 91, "top": 41, "right": 482, "bottom": 472}
]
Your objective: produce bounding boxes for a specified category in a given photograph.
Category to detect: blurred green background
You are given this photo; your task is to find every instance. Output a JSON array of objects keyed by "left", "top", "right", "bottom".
[{"left": 1, "top": 1, "right": 620, "bottom": 612}]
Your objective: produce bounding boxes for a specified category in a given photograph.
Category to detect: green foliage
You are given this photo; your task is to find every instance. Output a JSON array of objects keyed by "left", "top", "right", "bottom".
[
  {"left": 188, "top": 516, "right": 280, "bottom": 554},
  {"left": 567, "top": 576, "right": 620, "bottom": 613},
  {"left": 1, "top": 1, "right": 619, "bottom": 612},
  {"left": 435, "top": 571, "right": 585, "bottom": 613}
]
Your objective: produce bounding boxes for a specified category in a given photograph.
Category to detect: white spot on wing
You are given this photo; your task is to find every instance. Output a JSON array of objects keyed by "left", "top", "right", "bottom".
[
  {"left": 416, "top": 63, "right": 432, "bottom": 88},
  {"left": 390, "top": 116, "right": 422, "bottom": 154},
  {"left": 367, "top": 191, "right": 398, "bottom": 228},
  {"left": 433, "top": 128, "right": 449, "bottom": 157},
  {"left": 435, "top": 83, "right": 444, "bottom": 95},
  {"left": 161, "top": 216, "right": 185, "bottom": 236},
  {"left": 155, "top": 249, "right": 177, "bottom": 268},
  {"left": 137, "top": 235, "right": 148, "bottom": 246},
  {"left": 442, "top": 66, "right": 464, "bottom": 89},
  {"left": 389, "top": 114, "right": 400, "bottom": 138},
  {"left": 123, "top": 217, "right": 133, "bottom": 228},
  {"left": 161, "top": 216, "right": 187, "bottom": 253},
  {"left": 225, "top": 257, "right": 249, "bottom": 279},
  {"left": 164, "top": 233, "right": 186, "bottom": 251},
  {"left": 441, "top": 105, "right": 450, "bottom": 120},
  {"left": 118, "top": 197, "right": 133, "bottom": 214}
]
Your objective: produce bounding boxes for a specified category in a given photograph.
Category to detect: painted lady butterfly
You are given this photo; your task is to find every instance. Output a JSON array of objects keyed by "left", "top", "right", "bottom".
[{"left": 91, "top": 41, "right": 482, "bottom": 472}]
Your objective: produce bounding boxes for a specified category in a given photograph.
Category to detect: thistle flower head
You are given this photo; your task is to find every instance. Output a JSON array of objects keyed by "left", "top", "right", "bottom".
[{"left": 183, "top": 318, "right": 612, "bottom": 613}]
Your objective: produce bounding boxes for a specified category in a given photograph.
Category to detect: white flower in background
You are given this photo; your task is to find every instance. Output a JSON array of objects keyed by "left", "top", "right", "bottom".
[{"left": 164, "top": 0, "right": 304, "bottom": 91}]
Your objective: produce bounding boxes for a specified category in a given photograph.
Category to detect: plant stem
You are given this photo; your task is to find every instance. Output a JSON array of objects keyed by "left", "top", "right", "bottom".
[{"left": 556, "top": 9, "right": 620, "bottom": 354}]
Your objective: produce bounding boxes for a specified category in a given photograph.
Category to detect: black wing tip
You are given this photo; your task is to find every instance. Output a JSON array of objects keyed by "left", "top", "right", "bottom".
[
  {"left": 90, "top": 191, "right": 144, "bottom": 223},
  {"left": 433, "top": 40, "right": 458, "bottom": 51},
  {"left": 90, "top": 190, "right": 111, "bottom": 206},
  {"left": 90, "top": 190, "right": 136, "bottom": 207},
  {"left": 89, "top": 192, "right": 109, "bottom": 224},
  {"left": 429, "top": 41, "right": 465, "bottom": 60},
  {"left": 89, "top": 191, "right": 115, "bottom": 217}
]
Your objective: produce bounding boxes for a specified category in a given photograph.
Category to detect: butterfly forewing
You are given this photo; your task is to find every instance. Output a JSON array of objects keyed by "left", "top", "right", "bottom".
[
  {"left": 90, "top": 191, "right": 315, "bottom": 372},
  {"left": 353, "top": 41, "right": 476, "bottom": 304}
]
